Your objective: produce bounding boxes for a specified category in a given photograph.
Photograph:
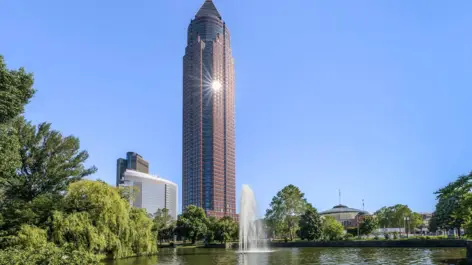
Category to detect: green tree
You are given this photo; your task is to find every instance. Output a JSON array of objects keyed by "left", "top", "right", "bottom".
[
  {"left": 0, "top": 55, "right": 35, "bottom": 124},
  {"left": 429, "top": 214, "right": 438, "bottom": 233},
  {"left": 0, "top": 224, "right": 102, "bottom": 265},
  {"left": 153, "top": 208, "right": 173, "bottom": 244},
  {"left": 434, "top": 172, "right": 472, "bottom": 237},
  {"left": 176, "top": 205, "right": 208, "bottom": 244},
  {"left": 265, "top": 185, "right": 308, "bottom": 241},
  {"left": 53, "top": 180, "right": 157, "bottom": 259},
  {"left": 321, "top": 216, "right": 344, "bottom": 241},
  {"left": 409, "top": 212, "right": 424, "bottom": 231},
  {"left": 359, "top": 216, "right": 378, "bottom": 236},
  {"left": 297, "top": 204, "right": 322, "bottom": 241},
  {"left": 0, "top": 55, "right": 35, "bottom": 207},
  {"left": 205, "top": 216, "right": 218, "bottom": 243},
  {"left": 0, "top": 118, "right": 96, "bottom": 232},
  {"left": 374, "top": 204, "right": 416, "bottom": 228},
  {"left": 214, "top": 216, "right": 238, "bottom": 243}
]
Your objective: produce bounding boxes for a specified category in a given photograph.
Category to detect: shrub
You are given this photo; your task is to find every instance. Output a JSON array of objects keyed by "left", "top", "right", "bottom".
[
  {"left": 343, "top": 233, "right": 354, "bottom": 241},
  {"left": 373, "top": 235, "right": 380, "bottom": 240},
  {"left": 384, "top": 233, "right": 390, "bottom": 240},
  {"left": 392, "top": 232, "right": 398, "bottom": 240},
  {"left": 0, "top": 243, "right": 103, "bottom": 265}
]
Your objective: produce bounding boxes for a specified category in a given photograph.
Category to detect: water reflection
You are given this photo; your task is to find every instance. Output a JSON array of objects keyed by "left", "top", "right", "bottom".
[{"left": 106, "top": 247, "right": 467, "bottom": 265}]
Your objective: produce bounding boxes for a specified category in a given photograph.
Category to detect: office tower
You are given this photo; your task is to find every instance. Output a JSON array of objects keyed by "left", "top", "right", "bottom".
[
  {"left": 182, "top": 0, "right": 237, "bottom": 219},
  {"left": 121, "top": 169, "right": 178, "bottom": 220},
  {"left": 116, "top": 152, "right": 150, "bottom": 186}
]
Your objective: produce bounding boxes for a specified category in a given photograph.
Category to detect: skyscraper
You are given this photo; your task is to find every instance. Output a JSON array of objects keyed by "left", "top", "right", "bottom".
[
  {"left": 116, "top": 152, "right": 150, "bottom": 186},
  {"left": 182, "top": 0, "right": 236, "bottom": 219}
]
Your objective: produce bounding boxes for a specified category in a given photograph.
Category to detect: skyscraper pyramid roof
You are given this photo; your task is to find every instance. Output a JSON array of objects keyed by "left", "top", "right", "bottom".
[{"left": 196, "top": 0, "right": 221, "bottom": 19}]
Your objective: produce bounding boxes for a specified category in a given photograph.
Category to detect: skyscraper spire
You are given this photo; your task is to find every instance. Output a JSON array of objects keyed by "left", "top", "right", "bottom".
[
  {"left": 338, "top": 189, "right": 341, "bottom": 205},
  {"left": 196, "top": 0, "right": 221, "bottom": 19}
]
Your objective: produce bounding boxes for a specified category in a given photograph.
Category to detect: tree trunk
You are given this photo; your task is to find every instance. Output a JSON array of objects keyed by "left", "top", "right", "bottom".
[{"left": 192, "top": 235, "right": 196, "bottom": 244}]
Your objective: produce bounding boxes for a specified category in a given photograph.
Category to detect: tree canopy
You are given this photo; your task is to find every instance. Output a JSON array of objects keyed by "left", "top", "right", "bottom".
[
  {"left": 321, "top": 216, "right": 344, "bottom": 241},
  {"left": 297, "top": 204, "right": 322, "bottom": 241},
  {"left": 433, "top": 172, "right": 472, "bottom": 236},
  {"left": 0, "top": 55, "right": 35, "bottom": 124},
  {"left": 265, "top": 185, "right": 308, "bottom": 240},
  {"left": 374, "top": 204, "right": 422, "bottom": 230},
  {"left": 359, "top": 216, "right": 378, "bottom": 236},
  {"left": 176, "top": 205, "right": 208, "bottom": 244},
  {"left": 153, "top": 208, "right": 175, "bottom": 243}
]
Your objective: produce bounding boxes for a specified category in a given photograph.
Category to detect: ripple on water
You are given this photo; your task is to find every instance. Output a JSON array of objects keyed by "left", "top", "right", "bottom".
[{"left": 106, "top": 247, "right": 467, "bottom": 265}]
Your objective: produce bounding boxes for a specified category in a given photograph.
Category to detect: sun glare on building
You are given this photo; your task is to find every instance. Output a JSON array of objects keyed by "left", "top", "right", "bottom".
[{"left": 212, "top": 80, "right": 222, "bottom": 91}]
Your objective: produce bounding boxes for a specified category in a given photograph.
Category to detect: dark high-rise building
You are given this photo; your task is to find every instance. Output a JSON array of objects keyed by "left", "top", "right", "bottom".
[
  {"left": 116, "top": 152, "right": 150, "bottom": 186},
  {"left": 182, "top": 0, "right": 236, "bottom": 219}
]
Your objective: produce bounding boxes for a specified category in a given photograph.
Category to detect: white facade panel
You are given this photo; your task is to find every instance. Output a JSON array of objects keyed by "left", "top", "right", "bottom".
[{"left": 122, "top": 169, "right": 178, "bottom": 220}]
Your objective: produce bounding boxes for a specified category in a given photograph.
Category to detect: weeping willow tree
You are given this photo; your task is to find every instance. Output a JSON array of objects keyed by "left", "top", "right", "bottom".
[
  {"left": 51, "top": 180, "right": 157, "bottom": 259},
  {"left": 0, "top": 224, "right": 102, "bottom": 265}
]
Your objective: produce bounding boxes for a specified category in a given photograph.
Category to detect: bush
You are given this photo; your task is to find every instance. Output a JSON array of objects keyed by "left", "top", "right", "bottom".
[
  {"left": 373, "top": 235, "right": 380, "bottom": 240},
  {"left": 0, "top": 243, "right": 103, "bottom": 265},
  {"left": 343, "top": 233, "right": 354, "bottom": 241},
  {"left": 384, "top": 233, "right": 390, "bottom": 240},
  {"left": 392, "top": 232, "right": 399, "bottom": 240},
  {"left": 346, "top": 228, "right": 358, "bottom": 237}
]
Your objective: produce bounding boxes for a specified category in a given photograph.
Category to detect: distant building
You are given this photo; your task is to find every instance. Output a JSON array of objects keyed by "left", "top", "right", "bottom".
[
  {"left": 320, "top": 204, "right": 371, "bottom": 229},
  {"left": 116, "top": 152, "right": 150, "bottom": 186},
  {"left": 121, "top": 169, "right": 178, "bottom": 220},
  {"left": 419, "top": 212, "right": 433, "bottom": 232}
]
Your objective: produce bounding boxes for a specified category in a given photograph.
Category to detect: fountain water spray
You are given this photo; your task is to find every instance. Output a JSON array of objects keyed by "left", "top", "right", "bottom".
[{"left": 239, "top": 184, "right": 270, "bottom": 253}]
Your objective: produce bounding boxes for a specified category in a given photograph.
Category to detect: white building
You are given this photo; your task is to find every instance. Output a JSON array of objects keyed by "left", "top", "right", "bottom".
[{"left": 121, "top": 169, "right": 178, "bottom": 220}]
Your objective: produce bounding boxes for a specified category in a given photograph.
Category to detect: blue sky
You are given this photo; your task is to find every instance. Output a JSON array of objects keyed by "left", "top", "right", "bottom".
[{"left": 1, "top": 0, "right": 471, "bottom": 216}]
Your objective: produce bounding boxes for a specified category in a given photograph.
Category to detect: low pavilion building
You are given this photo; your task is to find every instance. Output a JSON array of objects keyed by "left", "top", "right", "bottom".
[{"left": 320, "top": 204, "right": 371, "bottom": 229}]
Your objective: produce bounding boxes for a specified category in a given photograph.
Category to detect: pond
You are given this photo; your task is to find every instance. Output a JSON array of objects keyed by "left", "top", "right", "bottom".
[{"left": 105, "top": 247, "right": 468, "bottom": 265}]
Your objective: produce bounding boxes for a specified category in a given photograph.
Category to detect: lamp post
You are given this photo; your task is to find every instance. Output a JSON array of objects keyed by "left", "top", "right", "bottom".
[
  {"left": 404, "top": 216, "right": 410, "bottom": 238},
  {"left": 357, "top": 215, "right": 360, "bottom": 239}
]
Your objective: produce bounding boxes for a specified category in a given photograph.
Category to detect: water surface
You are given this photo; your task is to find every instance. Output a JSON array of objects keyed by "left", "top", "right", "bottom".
[{"left": 106, "top": 247, "right": 467, "bottom": 265}]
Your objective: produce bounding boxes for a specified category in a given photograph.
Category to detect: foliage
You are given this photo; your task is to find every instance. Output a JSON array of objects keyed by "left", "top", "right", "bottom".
[
  {"left": 392, "top": 231, "right": 399, "bottom": 239},
  {"left": 384, "top": 233, "right": 390, "bottom": 240},
  {"left": 343, "top": 233, "right": 354, "bottom": 241},
  {"left": 0, "top": 55, "right": 35, "bottom": 124},
  {"left": 153, "top": 208, "right": 174, "bottom": 243},
  {"left": 346, "top": 228, "right": 358, "bottom": 237},
  {"left": 359, "top": 216, "right": 379, "bottom": 236},
  {"left": 0, "top": 55, "right": 158, "bottom": 263},
  {"left": 297, "top": 204, "right": 322, "bottom": 241},
  {"left": 321, "top": 216, "right": 344, "bottom": 241},
  {"left": 52, "top": 180, "right": 157, "bottom": 259},
  {"left": 0, "top": 243, "right": 103, "bottom": 265},
  {"left": 214, "top": 216, "right": 238, "bottom": 243},
  {"left": 6, "top": 117, "right": 97, "bottom": 202},
  {"left": 129, "top": 208, "right": 157, "bottom": 256},
  {"left": 265, "top": 185, "right": 308, "bottom": 240},
  {"left": 428, "top": 214, "right": 438, "bottom": 233},
  {"left": 0, "top": 225, "right": 102, "bottom": 265},
  {"left": 205, "top": 216, "right": 218, "bottom": 243},
  {"left": 434, "top": 172, "right": 472, "bottom": 236},
  {"left": 374, "top": 204, "right": 422, "bottom": 231},
  {"left": 176, "top": 205, "right": 208, "bottom": 244},
  {"left": 409, "top": 212, "right": 423, "bottom": 231},
  {"left": 0, "top": 117, "right": 96, "bottom": 233}
]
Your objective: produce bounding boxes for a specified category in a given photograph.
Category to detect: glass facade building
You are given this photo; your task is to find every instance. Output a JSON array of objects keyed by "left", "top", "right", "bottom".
[
  {"left": 116, "top": 152, "right": 150, "bottom": 186},
  {"left": 182, "top": 0, "right": 237, "bottom": 219}
]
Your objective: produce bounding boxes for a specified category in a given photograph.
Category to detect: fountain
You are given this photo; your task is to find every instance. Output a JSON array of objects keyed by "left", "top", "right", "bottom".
[{"left": 239, "top": 184, "right": 272, "bottom": 253}]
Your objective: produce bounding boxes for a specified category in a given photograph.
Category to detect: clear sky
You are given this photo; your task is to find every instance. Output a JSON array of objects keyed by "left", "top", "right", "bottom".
[{"left": 1, "top": 0, "right": 471, "bottom": 216}]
